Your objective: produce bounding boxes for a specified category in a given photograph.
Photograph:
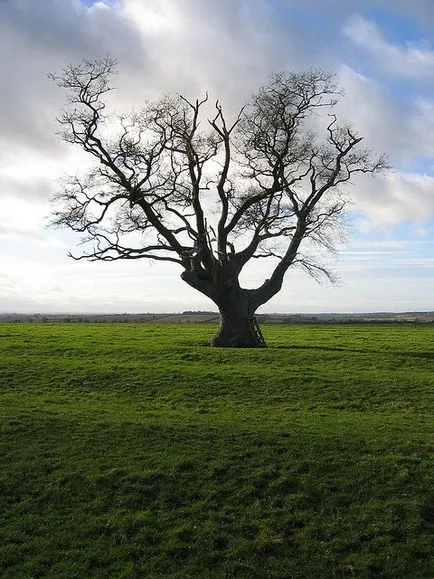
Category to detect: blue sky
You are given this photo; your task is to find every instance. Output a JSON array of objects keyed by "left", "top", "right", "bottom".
[{"left": 0, "top": 0, "right": 433, "bottom": 313}]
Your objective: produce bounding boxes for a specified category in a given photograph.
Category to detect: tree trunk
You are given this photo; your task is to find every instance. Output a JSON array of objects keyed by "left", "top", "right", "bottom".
[
  {"left": 181, "top": 269, "right": 267, "bottom": 348},
  {"left": 210, "top": 292, "right": 266, "bottom": 348}
]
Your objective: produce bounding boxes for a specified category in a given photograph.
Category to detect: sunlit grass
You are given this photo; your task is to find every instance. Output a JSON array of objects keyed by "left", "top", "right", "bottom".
[{"left": 1, "top": 323, "right": 433, "bottom": 577}]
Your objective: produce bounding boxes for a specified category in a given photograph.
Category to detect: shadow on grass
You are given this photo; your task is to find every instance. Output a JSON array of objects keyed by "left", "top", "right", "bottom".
[{"left": 275, "top": 344, "right": 434, "bottom": 360}]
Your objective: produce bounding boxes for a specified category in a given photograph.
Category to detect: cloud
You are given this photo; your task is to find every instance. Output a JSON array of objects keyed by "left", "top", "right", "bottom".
[
  {"left": 0, "top": 225, "right": 67, "bottom": 251},
  {"left": 0, "top": 0, "right": 322, "bottom": 161},
  {"left": 0, "top": 225, "right": 45, "bottom": 241},
  {"left": 0, "top": 0, "right": 146, "bottom": 156},
  {"left": 116, "top": 0, "right": 306, "bottom": 106},
  {"left": 0, "top": 174, "right": 52, "bottom": 203},
  {"left": 344, "top": 13, "right": 434, "bottom": 80},
  {"left": 352, "top": 171, "right": 434, "bottom": 228},
  {"left": 0, "top": 0, "right": 433, "bottom": 313},
  {"left": 0, "top": 253, "right": 210, "bottom": 313},
  {"left": 0, "top": 0, "right": 144, "bottom": 63},
  {"left": 336, "top": 66, "right": 434, "bottom": 168},
  {"left": 284, "top": 0, "right": 434, "bottom": 34}
]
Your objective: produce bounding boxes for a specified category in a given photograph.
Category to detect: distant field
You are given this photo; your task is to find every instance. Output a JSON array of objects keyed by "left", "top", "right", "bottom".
[
  {"left": 1, "top": 310, "right": 434, "bottom": 324},
  {"left": 1, "top": 323, "right": 433, "bottom": 578}
]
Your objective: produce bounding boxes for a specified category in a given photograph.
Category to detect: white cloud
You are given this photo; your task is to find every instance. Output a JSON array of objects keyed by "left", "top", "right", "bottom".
[
  {"left": 352, "top": 171, "right": 434, "bottom": 229},
  {"left": 0, "top": 174, "right": 52, "bottom": 203},
  {"left": 344, "top": 13, "right": 434, "bottom": 79},
  {"left": 349, "top": 240, "right": 409, "bottom": 249},
  {"left": 116, "top": 0, "right": 295, "bottom": 107},
  {"left": 0, "top": 225, "right": 45, "bottom": 242},
  {"left": 338, "top": 66, "right": 434, "bottom": 163}
]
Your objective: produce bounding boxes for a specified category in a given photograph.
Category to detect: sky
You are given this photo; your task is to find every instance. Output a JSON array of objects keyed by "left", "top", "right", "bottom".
[{"left": 0, "top": 0, "right": 433, "bottom": 314}]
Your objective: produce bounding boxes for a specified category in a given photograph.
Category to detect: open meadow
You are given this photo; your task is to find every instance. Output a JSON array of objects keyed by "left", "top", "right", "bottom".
[{"left": 0, "top": 323, "right": 433, "bottom": 578}]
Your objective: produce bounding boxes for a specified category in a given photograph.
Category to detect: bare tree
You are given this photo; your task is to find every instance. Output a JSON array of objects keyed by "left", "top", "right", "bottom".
[{"left": 49, "top": 57, "right": 388, "bottom": 347}]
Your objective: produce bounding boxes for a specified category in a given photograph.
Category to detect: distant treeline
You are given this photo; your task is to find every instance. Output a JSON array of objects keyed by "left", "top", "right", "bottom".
[{"left": 1, "top": 312, "right": 433, "bottom": 324}]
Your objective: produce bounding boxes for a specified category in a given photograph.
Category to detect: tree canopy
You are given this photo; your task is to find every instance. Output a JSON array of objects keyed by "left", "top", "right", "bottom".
[{"left": 50, "top": 57, "right": 388, "bottom": 347}]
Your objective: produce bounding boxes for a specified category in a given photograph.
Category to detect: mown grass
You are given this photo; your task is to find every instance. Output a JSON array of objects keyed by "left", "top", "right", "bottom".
[{"left": 0, "top": 323, "right": 433, "bottom": 578}]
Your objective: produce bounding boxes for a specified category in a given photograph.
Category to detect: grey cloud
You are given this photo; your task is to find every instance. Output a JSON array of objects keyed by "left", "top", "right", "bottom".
[
  {"left": 0, "top": 224, "right": 44, "bottom": 241},
  {"left": 0, "top": 0, "right": 145, "bottom": 64},
  {"left": 388, "top": 0, "right": 434, "bottom": 31},
  {"left": 278, "top": 0, "right": 434, "bottom": 29},
  {"left": 0, "top": 0, "right": 406, "bottom": 159},
  {"left": 0, "top": 0, "right": 332, "bottom": 171},
  {"left": 0, "top": 0, "right": 147, "bottom": 156},
  {"left": 1, "top": 0, "right": 432, "bottom": 229},
  {"left": 0, "top": 174, "right": 51, "bottom": 203},
  {"left": 111, "top": 0, "right": 341, "bottom": 110}
]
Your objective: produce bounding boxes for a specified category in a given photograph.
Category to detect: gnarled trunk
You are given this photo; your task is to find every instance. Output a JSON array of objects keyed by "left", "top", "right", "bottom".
[
  {"left": 211, "top": 311, "right": 266, "bottom": 347},
  {"left": 181, "top": 269, "right": 267, "bottom": 348},
  {"left": 210, "top": 291, "right": 266, "bottom": 348}
]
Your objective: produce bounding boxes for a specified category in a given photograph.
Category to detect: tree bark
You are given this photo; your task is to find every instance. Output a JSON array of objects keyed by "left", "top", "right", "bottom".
[
  {"left": 210, "top": 291, "right": 266, "bottom": 348},
  {"left": 181, "top": 270, "right": 267, "bottom": 348},
  {"left": 210, "top": 311, "right": 266, "bottom": 347}
]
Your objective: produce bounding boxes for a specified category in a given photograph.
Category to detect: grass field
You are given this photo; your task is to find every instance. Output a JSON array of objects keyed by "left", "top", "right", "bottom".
[{"left": 0, "top": 323, "right": 433, "bottom": 578}]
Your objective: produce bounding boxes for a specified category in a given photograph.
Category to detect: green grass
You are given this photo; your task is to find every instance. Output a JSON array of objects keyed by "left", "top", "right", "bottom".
[{"left": 0, "top": 323, "right": 433, "bottom": 578}]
